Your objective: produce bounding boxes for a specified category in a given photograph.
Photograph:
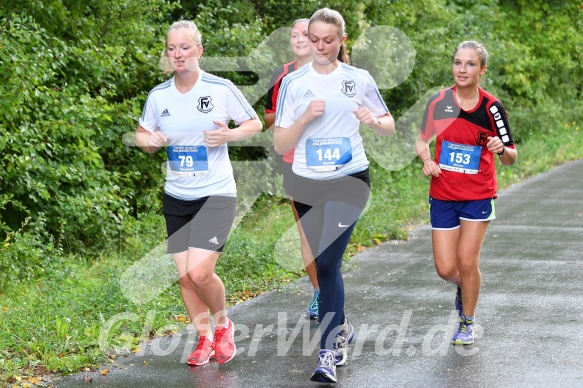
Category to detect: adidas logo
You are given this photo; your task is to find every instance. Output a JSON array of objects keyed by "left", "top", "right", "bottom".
[
  {"left": 208, "top": 236, "right": 219, "bottom": 245},
  {"left": 161, "top": 108, "right": 171, "bottom": 117},
  {"left": 303, "top": 89, "right": 315, "bottom": 99}
]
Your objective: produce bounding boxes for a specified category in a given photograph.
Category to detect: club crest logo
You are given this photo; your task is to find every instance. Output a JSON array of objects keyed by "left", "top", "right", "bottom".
[
  {"left": 341, "top": 81, "right": 356, "bottom": 97},
  {"left": 198, "top": 96, "right": 214, "bottom": 113}
]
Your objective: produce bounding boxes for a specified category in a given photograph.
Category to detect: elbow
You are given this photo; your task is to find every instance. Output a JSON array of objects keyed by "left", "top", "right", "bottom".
[{"left": 273, "top": 143, "right": 286, "bottom": 155}]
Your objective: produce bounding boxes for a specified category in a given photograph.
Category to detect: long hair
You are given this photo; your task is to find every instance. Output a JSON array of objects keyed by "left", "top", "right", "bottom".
[{"left": 309, "top": 8, "right": 351, "bottom": 65}]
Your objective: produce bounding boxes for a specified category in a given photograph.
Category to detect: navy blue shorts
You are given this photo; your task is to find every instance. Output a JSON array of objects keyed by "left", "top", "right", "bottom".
[
  {"left": 429, "top": 197, "right": 495, "bottom": 230},
  {"left": 163, "top": 193, "right": 236, "bottom": 254}
]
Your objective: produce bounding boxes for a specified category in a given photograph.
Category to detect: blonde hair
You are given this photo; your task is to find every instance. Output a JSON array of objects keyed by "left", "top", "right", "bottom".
[
  {"left": 159, "top": 20, "right": 203, "bottom": 73},
  {"left": 454, "top": 40, "right": 488, "bottom": 67},
  {"left": 309, "top": 8, "right": 351, "bottom": 65}
]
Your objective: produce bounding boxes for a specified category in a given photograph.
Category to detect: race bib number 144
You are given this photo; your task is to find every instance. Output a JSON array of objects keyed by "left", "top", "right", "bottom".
[{"left": 306, "top": 137, "right": 352, "bottom": 171}]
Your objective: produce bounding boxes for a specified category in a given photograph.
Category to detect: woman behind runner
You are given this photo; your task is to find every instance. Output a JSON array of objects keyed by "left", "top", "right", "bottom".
[
  {"left": 264, "top": 18, "right": 320, "bottom": 321},
  {"left": 274, "top": 8, "right": 395, "bottom": 384},
  {"left": 136, "top": 20, "right": 261, "bottom": 366},
  {"left": 415, "top": 41, "right": 517, "bottom": 345}
]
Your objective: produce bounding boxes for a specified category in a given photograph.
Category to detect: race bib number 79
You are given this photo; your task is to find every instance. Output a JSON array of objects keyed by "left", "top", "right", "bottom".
[
  {"left": 439, "top": 140, "right": 481, "bottom": 174},
  {"left": 167, "top": 145, "right": 209, "bottom": 175}
]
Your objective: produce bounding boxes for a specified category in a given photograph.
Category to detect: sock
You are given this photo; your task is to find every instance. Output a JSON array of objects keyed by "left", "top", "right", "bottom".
[
  {"left": 314, "top": 288, "right": 320, "bottom": 295},
  {"left": 221, "top": 318, "right": 229, "bottom": 329},
  {"left": 205, "top": 334, "right": 213, "bottom": 342},
  {"left": 463, "top": 315, "right": 475, "bottom": 324}
]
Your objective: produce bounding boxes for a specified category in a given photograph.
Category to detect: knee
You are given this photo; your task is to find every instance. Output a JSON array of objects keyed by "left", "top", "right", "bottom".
[
  {"left": 187, "top": 271, "right": 213, "bottom": 289},
  {"left": 434, "top": 259, "right": 457, "bottom": 281},
  {"left": 457, "top": 260, "right": 479, "bottom": 277},
  {"left": 178, "top": 274, "right": 193, "bottom": 289}
]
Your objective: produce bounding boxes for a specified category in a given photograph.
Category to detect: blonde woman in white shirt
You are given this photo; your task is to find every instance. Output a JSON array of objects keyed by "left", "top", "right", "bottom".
[{"left": 136, "top": 20, "right": 261, "bottom": 367}]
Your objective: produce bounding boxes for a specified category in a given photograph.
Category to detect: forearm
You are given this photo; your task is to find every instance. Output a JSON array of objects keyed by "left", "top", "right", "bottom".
[
  {"left": 227, "top": 117, "right": 263, "bottom": 142},
  {"left": 135, "top": 127, "right": 157, "bottom": 153},
  {"left": 372, "top": 114, "right": 395, "bottom": 136},
  {"left": 497, "top": 146, "right": 517, "bottom": 166},
  {"left": 415, "top": 134, "right": 432, "bottom": 162},
  {"left": 274, "top": 116, "right": 309, "bottom": 155}
]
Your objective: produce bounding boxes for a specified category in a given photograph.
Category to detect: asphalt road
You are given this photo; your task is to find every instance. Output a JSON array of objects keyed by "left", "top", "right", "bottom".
[{"left": 54, "top": 159, "right": 583, "bottom": 387}]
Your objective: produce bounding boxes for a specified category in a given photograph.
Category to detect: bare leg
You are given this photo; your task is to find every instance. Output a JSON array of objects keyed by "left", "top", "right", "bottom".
[
  {"left": 432, "top": 228, "right": 462, "bottom": 286},
  {"left": 172, "top": 251, "right": 212, "bottom": 337},
  {"left": 291, "top": 197, "right": 318, "bottom": 289},
  {"left": 457, "top": 220, "right": 489, "bottom": 317},
  {"left": 185, "top": 247, "right": 228, "bottom": 327}
]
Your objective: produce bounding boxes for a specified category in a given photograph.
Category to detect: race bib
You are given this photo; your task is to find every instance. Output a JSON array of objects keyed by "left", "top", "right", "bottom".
[
  {"left": 306, "top": 137, "right": 352, "bottom": 171},
  {"left": 167, "top": 145, "right": 209, "bottom": 175},
  {"left": 439, "top": 140, "right": 481, "bottom": 174}
]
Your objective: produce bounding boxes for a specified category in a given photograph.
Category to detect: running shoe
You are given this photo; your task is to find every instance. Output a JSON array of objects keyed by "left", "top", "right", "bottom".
[
  {"left": 334, "top": 321, "right": 355, "bottom": 366},
  {"left": 455, "top": 286, "right": 463, "bottom": 317},
  {"left": 451, "top": 316, "right": 476, "bottom": 345},
  {"left": 306, "top": 292, "right": 319, "bottom": 320},
  {"left": 310, "top": 349, "right": 337, "bottom": 384},
  {"left": 187, "top": 336, "right": 215, "bottom": 366},
  {"left": 214, "top": 318, "right": 236, "bottom": 364}
]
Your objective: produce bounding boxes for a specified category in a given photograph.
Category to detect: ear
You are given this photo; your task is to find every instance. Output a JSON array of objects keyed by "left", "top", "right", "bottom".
[
  {"left": 340, "top": 35, "right": 347, "bottom": 45},
  {"left": 480, "top": 65, "right": 487, "bottom": 76}
]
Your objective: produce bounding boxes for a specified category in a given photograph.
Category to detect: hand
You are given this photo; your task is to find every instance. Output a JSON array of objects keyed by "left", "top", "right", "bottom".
[
  {"left": 148, "top": 130, "right": 168, "bottom": 149},
  {"left": 205, "top": 120, "right": 232, "bottom": 148},
  {"left": 301, "top": 99, "right": 325, "bottom": 122},
  {"left": 486, "top": 136, "right": 505, "bottom": 155},
  {"left": 422, "top": 158, "right": 441, "bottom": 178},
  {"left": 354, "top": 106, "right": 375, "bottom": 127}
]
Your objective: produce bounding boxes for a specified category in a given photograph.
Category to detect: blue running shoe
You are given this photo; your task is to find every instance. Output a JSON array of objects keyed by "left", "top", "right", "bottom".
[
  {"left": 455, "top": 286, "right": 463, "bottom": 317},
  {"left": 310, "top": 349, "right": 337, "bottom": 383},
  {"left": 306, "top": 292, "right": 319, "bottom": 320},
  {"left": 334, "top": 321, "right": 355, "bottom": 365},
  {"left": 451, "top": 317, "right": 476, "bottom": 345}
]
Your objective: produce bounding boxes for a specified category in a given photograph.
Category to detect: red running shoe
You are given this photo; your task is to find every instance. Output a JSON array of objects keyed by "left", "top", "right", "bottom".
[
  {"left": 214, "top": 318, "right": 236, "bottom": 364},
  {"left": 187, "top": 336, "right": 215, "bottom": 366}
]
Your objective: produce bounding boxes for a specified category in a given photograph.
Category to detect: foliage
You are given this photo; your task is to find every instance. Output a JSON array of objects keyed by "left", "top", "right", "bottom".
[{"left": 0, "top": 0, "right": 582, "bottom": 382}]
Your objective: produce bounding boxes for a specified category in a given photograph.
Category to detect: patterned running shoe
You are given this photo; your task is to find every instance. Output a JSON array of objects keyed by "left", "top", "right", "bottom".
[
  {"left": 334, "top": 321, "right": 355, "bottom": 366},
  {"left": 451, "top": 316, "right": 476, "bottom": 345},
  {"left": 214, "top": 318, "right": 236, "bottom": 364},
  {"left": 187, "top": 336, "right": 215, "bottom": 366},
  {"left": 306, "top": 292, "right": 319, "bottom": 320},
  {"left": 310, "top": 349, "right": 337, "bottom": 384},
  {"left": 455, "top": 286, "right": 463, "bottom": 317}
]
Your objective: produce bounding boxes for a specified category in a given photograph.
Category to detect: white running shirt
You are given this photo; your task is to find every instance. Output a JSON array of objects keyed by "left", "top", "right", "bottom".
[
  {"left": 275, "top": 62, "right": 389, "bottom": 179},
  {"left": 139, "top": 71, "right": 256, "bottom": 200}
]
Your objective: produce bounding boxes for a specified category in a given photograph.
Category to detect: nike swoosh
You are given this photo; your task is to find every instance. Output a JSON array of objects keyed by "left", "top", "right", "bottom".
[{"left": 338, "top": 223, "right": 350, "bottom": 228}]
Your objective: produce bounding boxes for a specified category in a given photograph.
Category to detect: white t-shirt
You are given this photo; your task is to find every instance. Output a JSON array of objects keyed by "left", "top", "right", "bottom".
[
  {"left": 275, "top": 62, "right": 389, "bottom": 179},
  {"left": 139, "top": 71, "right": 256, "bottom": 200}
]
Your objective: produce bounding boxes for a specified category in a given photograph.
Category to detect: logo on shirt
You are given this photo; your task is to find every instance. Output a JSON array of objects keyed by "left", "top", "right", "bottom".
[
  {"left": 477, "top": 131, "right": 489, "bottom": 146},
  {"left": 209, "top": 236, "right": 219, "bottom": 245},
  {"left": 161, "top": 108, "right": 171, "bottom": 117},
  {"left": 198, "top": 96, "right": 214, "bottom": 113},
  {"left": 445, "top": 106, "right": 454, "bottom": 113},
  {"left": 303, "top": 89, "right": 315, "bottom": 99},
  {"left": 341, "top": 80, "right": 356, "bottom": 97}
]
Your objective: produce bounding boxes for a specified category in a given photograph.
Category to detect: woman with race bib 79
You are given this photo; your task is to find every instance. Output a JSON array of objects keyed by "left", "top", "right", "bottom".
[{"left": 136, "top": 20, "right": 261, "bottom": 367}]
